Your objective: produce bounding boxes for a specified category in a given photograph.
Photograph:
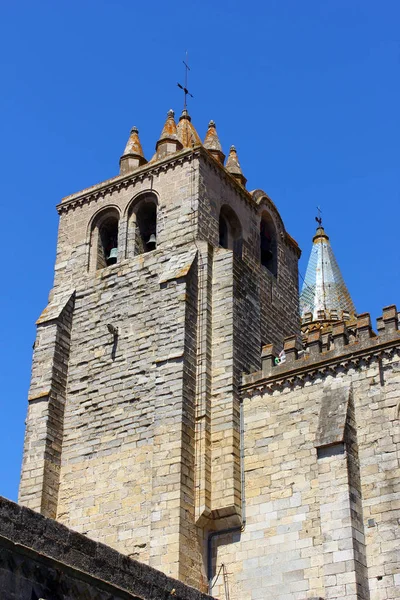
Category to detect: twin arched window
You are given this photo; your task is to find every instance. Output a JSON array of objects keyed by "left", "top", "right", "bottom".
[{"left": 90, "top": 193, "right": 158, "bottom": 270}]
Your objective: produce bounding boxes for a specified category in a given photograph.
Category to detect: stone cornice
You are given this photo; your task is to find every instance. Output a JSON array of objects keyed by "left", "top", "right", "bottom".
[
  {"left": 241, "top": 335, "right": 400, "bottom": 395},
  {"left": 57, "top": 147, "right": 201, "bottom": 215}
]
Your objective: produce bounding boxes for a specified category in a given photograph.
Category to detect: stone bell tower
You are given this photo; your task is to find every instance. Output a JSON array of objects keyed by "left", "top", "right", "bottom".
[{"left": 19, "top": 108, "right": 301, "bottom": 590}]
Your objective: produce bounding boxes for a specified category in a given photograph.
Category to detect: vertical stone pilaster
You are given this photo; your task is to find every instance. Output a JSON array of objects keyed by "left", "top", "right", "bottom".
[
  {"left": 149, "top": 259, "right": 202, "bottom": 589},
  {"left": 195, "top": 243, "right": 213, "bottom": 526},
  {"left": 316, "top": 391, "right": 369, "bottom": 600},
  {"left": 210, "top": 248, "right": 241, "bottom": 528},
  {"left": 19, "top": 293, "right": 74, "bottom": 518}
]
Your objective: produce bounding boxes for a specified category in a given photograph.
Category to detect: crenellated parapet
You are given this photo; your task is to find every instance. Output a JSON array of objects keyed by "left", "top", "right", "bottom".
[{"left": 242, "top": 304, "right": 400, "bottom": 391}]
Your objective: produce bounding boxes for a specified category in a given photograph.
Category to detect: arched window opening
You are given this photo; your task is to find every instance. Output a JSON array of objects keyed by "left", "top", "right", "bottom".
[
  {"left": 135, "top": 201, "right": 157, "bottom": 255},
  {"left": 218, "top": 205, "right": 242, "bottom": 256},
  {"left": 99, "top": 217, "right": 119, "bottom": 267},
  {"left": 219, "top": 216, "right": 229, "bottom": 249},
  {"left": 260, "top": 212, "right": 277, "bottom": 276},
  {"left": 126, "top": 193, "right": 158, "bottom": 259},
  {"left": 90, "top": 208, "right": 120, "bottom": 271}
]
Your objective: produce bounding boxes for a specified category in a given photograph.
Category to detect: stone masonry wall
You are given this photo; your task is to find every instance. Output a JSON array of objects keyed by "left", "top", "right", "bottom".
[
  {"left": 20, "top": 146, "right": 302, "bottom": 593},
  {"left": 54, "top": 246, "right": 202, "bottom": 588},
  {"left": 210, "top": 310, "right": 400, "bottom": 600},
  {"left": 0, "top": 496, "right": 213, "bottom": 600},
  {"left": 19, "top": 294, "right": 74, "bottom": 518},
  {"left": 53, "top": 151, "right": 200, "bottom": 292},
  {"left": 197, "top": 154, "right": 300, "bottom": 350}
]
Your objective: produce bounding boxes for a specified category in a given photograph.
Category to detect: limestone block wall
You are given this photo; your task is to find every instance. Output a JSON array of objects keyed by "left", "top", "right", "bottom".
[
  {"left": 197, "top": 154, "right": 300, "bottom": 349},
  {"left": 210, "top": 309, "right": 400, "bottom": 600},
  {"left": 56, "top": 247, "right": 201, "bottom": 586},
  {"left": 53, "top": 150, "right": 200, "bottom": 291},
  {"left": 19, "top": 293, "right": 74, "bottom": 518},
  {"left": 20, "top": 145, "right": 303, "bottom": 593},
  {"left": 0, "top": 496, "right": 213, "bottom": 600}
]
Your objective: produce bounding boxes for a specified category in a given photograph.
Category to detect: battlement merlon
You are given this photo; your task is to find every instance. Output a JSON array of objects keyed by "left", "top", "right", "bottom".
[{"left": 242, "top": 304, "right": 400, "bottom": 389}]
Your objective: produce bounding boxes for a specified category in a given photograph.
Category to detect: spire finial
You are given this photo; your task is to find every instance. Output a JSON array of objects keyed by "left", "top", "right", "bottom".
[
  {"left": 177, "top": 51, "right": 194, "bottom": 110},
  {"left": 204, "top": 120, "right": 225, "bottom": 164},
  {"left": 225, "top": 145, "right": 247, "bottom": 187},
  {"left": 120, "top": 125, "right": 147, "bottom": 174}
]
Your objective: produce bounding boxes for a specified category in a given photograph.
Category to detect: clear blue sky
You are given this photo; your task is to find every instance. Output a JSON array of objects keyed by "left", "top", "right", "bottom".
[{"left": 0, "top": 1, "right": 399, "bottom": 502}]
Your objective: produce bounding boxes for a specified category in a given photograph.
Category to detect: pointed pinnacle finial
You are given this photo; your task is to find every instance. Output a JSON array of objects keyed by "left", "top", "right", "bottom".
[
  {"left": 176, "top": 109, "right": 201, "bottom": 148},
  {"left": 155, "top": 108, "right": 182, "bottom": 158},
  {"left": 179, "top": 108, "right": 191, "bottom": 122},
  {"left": 226, "top": 145, "right": 247, "bottom": 187},
  {"left": 204, "top": 119, "right": 225, "bottom": 164},
  {"left": 119, "top": 125, "right": 147, "bottom": 174}
]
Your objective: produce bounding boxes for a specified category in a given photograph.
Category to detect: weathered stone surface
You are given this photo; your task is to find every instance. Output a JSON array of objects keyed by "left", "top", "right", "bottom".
[
  {"left": 17, "top": 114, "right": 400, "bottom": 600},
  {"left": 0, "top": 496, "right": 213, "bottom": 600}
]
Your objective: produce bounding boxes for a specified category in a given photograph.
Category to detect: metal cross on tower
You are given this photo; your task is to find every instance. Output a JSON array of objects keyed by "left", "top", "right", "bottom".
[
  {"left": 177, "top": 52, "right": 194, "bottom": 110},
  {"left": 315, "top": 206, "right": 323, "bottom": 227}
]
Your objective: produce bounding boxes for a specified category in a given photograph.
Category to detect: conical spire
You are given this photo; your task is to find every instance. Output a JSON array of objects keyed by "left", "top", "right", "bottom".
[
  {"left": 204, "top": 120, "right": 225, "bottom": 164},
  {"left": 155, "top": 109, "right": 183, "bottom": 159},
  {"left": 225, "top": 145, "right": 247, "bottom": 187},
  {"left": 119, "top": 126, "right": 147, "bottom": 175},
  {"left": 300, "top": 224, "right": 356, "bottom": 326},
  {"left": 176, "top": 109, "right": 202, "bottom": 148}
]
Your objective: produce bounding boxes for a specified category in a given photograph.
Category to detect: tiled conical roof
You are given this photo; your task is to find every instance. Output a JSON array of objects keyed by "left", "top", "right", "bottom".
[
  {"left": 176, "top": 109, "right": 202, "bottom": 148},
  {"left": 203, "top": 120, "right": 225, "bottom": 164},
  {"left": 122, "top": 126, "right": 145, "bottom": 159},
  {"left": 300, "top": 225, "right": 356, "bottom": 324},
  {"left": 119, "top": 126, "right": 147, "bottom": 174},
  {"left": 157, "top": 109, "right": 179, "bottom": 146},
  {"left": 154, "top": 109, "right": 183, "bottom": 160},
  {"left": 226, "top": 145, "right": 247, "bottom": 187}
]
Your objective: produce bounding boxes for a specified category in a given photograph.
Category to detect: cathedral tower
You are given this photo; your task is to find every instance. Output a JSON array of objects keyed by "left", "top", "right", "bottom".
[{"left": 19, "top": 109, "right": 300, "bottom": 589}]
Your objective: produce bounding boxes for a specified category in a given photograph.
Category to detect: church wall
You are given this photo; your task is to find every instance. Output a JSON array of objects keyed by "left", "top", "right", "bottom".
[
  {"left": 52, "top": 153, "right": 199, "bottom": 291},
  {"left": 20, "top": 147, "right": 304, "bottom": 593},
  {"left": 19, "top": 294, "right": 74, "bottom": 519},
  {"left": 197, "top": 156, "right": 300, "bottom": 350},
  {"left": 0, "top": 496, "right": 213, "bottom": 600},
  {"left": 52, "top": 247, "right": 202, "bottom": 585},
  {"left": 210, "top": 314, "right": 400, "bottom": 600}
]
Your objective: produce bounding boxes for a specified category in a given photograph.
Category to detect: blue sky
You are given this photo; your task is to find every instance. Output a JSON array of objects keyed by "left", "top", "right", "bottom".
[{"left": 0, "top": 0, "right": 399, "bottom": 502}]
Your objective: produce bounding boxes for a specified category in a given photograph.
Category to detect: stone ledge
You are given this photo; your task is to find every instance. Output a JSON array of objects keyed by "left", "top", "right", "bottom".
[{"left": 0, "top": 496, "right": 213, "bottom": 600}]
